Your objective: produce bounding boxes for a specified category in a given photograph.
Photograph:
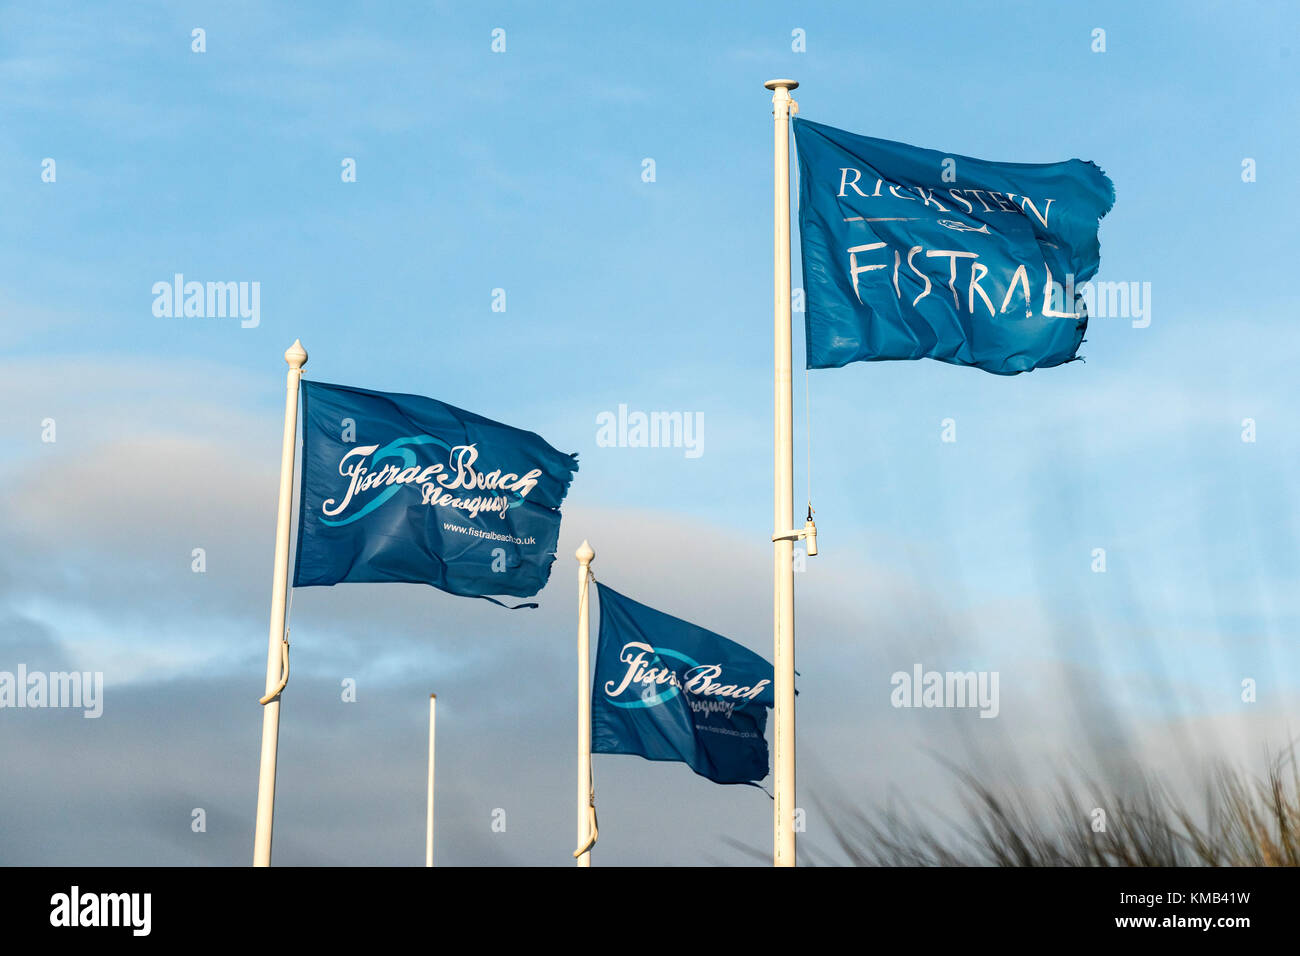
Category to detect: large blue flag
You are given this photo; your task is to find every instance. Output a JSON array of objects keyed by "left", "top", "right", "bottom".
[
  {"left": 591, "top": 584, "right": 774, "bottom": 785},
  {"left": 293, "top": 380, "right": 578, "bottom": 606},
  {"left": 794, "top": 118, "right": 1114, "bottom": 375}
]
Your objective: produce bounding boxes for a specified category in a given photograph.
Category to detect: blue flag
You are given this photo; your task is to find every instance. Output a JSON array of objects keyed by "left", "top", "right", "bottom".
[
  {"left": 794, "top": 118, "right": 1114, "bottom": 375},
  {"left": 591, "top": 584, "right": 774, "bottom": 785},
  {"left": 293, "top": 380, "right": 578, "bottom": 606}
]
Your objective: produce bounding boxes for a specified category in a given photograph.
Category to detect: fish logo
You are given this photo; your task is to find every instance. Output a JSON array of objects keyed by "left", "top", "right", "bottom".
[{"left": 938, "top": 219, "right": 991, "bottom": 234}]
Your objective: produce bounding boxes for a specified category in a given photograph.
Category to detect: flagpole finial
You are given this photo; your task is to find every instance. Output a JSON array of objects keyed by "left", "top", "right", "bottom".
[
  {"left": 285, "top": 339, "right": 308, "bottom": 369},
  {"left": 764, "top": 78, "right": 799, "bottom": 92},
  {"left": 576, "top": 540, "right": 595, "bottom": 565}
]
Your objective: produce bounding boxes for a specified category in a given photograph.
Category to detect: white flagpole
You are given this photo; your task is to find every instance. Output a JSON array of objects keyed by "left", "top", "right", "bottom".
[
  {"left": 426, "top": 693, "right": 436, "bottom": 867},
  {"left": 766, "top": 79, "right": 799, "bottom": 868},
  {"left": 253, "top": 339, "right": 307, "bottom": 867},
  {"left": 575, "top": 540, "right": 595, "bottom": 867}
]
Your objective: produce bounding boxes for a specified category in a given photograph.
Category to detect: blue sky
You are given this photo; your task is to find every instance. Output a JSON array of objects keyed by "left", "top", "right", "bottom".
[{"left": 1, "top": 1, "right": 1298, "bottom": 865}]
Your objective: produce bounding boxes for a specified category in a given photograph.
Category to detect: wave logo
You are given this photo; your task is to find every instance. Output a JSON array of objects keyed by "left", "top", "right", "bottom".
[
  {"left": 321, "top": 437, "right": 543, "bottom": 526},
  {"left": 603, "top": 641, "right": 771, "bottom": 712}
]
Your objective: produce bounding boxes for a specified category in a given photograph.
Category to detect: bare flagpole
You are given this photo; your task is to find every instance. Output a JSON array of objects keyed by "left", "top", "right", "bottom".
[
  {"left": 253, "top": 339, "right": 307, "bottom": 867},
  {"left": 766, "top": 79, "right": 800, "bottom": 868},
  {"left": 575, "top": 540, "right": 595, "bottom": 866},
  {"left": 434, "top": 697, "right": 444, "bottom": 868}
]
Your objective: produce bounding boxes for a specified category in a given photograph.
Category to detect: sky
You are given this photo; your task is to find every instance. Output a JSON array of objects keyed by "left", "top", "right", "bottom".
[{"left": 1, "top": 0, "right": 1298, "bottom": 866}]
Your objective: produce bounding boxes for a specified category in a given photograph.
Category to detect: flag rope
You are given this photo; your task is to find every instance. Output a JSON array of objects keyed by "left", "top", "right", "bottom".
[
  {"left": 257, "top": 639, "right": 290, "bottom": 705},
  {"left": 259, "top": 518, "right": 298, "bottom": 706},
  {"left": 804, "top": 369, "right": 814, "bottom": 520},
  {"left": 573, "top": 761, "right": 598, "bottom": 858}
]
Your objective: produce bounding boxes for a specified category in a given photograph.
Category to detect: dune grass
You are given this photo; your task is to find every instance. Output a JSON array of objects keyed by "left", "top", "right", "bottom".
[{"left": 806, "top": 745, "right": 1300, "bottom": 866}]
